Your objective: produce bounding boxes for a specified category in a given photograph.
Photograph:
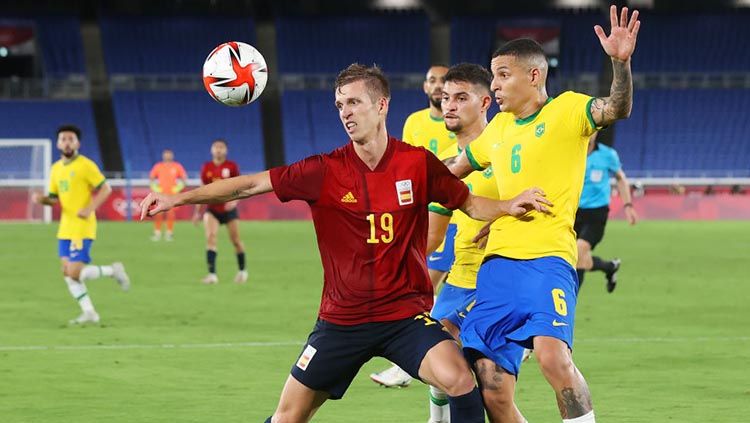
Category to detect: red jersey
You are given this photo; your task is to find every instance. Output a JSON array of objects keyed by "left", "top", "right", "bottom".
[
  {"left": 200, "top": 160, "right": 241, "bottom": 213},
  {"left": 269, "top": 137, "right": 469, "bottom": 325}
]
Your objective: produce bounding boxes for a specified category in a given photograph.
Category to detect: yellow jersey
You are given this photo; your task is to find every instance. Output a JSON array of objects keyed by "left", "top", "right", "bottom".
[
  {"left": 429, "top": 146, "right": 499, "bottom": 289},
  {"left": 402, "top": 108, "right": 456, "bottom": 155},
  {"left": 465, "top": 91, "right": 600, "bottom": 267},
  {"left": 48, "top": 154, "right": 106, "bottom": 240}
]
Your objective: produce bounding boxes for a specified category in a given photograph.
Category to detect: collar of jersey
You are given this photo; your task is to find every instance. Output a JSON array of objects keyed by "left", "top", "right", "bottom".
[
  {"left": 514, "top": 96, "right": 554, "bottom": 126},
  {"left": 62, "top": 154, "right": 80, "bottom": 166},
  {"left": 349, "top": 136, "right": 396, "bottom": 173},
  {"left": 428, "top": 111, "right": 444, "bottom": 122}
]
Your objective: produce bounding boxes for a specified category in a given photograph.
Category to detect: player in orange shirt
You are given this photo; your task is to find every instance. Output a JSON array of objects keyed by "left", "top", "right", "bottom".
[{"left": 149, "top": 149, "right": 187, "bottom": 241}]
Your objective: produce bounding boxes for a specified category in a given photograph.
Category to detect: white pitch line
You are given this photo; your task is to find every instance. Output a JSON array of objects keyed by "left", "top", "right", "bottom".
[{"left": 0, "top": 336, "right": 748, "bottom": 353}]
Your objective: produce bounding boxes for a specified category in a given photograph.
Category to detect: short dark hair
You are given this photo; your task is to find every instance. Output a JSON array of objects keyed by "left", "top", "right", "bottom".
[
  {"left": 444, "top": 63, "right": 492, "bottom": 94},
  {"left": 334, "top": 63, "right": 391, "bottom": 101},
  {"left": 57, "top": 125, "right": 81, "bottom": 140},
  {"left": 492, "top": 38, "right": 546, "bottom": 61}
]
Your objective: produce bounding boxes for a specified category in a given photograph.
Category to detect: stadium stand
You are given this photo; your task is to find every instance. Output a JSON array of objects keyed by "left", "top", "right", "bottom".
[
  {"left": 33, "top": 16, "right": 87, "bottom": 76},
  {"left": 111, "top": 90, "right": 264, "bottom": 173},
  {"left": 0, "top": 100, "right": 101, "bottom": 174}
]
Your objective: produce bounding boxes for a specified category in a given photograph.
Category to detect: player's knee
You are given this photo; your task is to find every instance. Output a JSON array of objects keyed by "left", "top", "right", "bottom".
[
  {"left": 536, "top": 348, "right": 575, "bottom": 381},
  {"left": 64, "top": 266, "right": 81, "bottom": 280},
  {"left": 437, "top": 364, "right": 475, "bottom": 397}
]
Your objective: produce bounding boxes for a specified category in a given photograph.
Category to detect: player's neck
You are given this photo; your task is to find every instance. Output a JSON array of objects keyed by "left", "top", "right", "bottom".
[
  {"left": 61, "top": 152, "right": 79, "bottom": 164},
  {"left": 514, "top": 90, "right": 549, "bottom": 122},
  {"left": 212, "top": 158, "right": 225, "bottom": 165},
  {"left": 352, "top": 127, "right": 389, "bottom": 170},
  {"left": 455, "top": 119, "right": 488, "bottom": 149}
]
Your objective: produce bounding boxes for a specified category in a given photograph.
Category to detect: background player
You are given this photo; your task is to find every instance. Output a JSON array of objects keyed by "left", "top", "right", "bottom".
[
  {"left": 140, "top": 64, "right": 551, "bottom": 423},
  {"left": 447, "top": 6, "right": 640, "bottom": 422},
  {"left": 34, "top": 125, "right": 130, "bottom": 324},
  {"left": 149, "top": 149, "right": 187, "bottom": 241},
  {"left": 194, "top": 139, "right": 247, "bottom": 284},
  {"left": 403, "top": 64, "right": 459, "bottom": 290},
  {"left": 576, "top": 132, "right": 638, "bottom": 292}
]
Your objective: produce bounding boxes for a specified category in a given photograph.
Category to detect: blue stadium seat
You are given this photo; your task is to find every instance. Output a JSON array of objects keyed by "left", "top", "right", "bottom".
[
  {"left": 0, "top": 100, "right": 101, "bottom": 173},
  {"left": 111, "top": 90, "right": 264, "bottom": 174},
  {"left": 276, "top": 15, "right": 430, "bottom": 74},
  {"left": 32, "top": 16, "right": 86, "bottom": 76},
  {"left": 100, "top": 17, "right": 255, "bottom": 74}
]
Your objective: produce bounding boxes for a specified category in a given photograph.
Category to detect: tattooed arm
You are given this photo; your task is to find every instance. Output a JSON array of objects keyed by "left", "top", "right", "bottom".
[
  {"left": 139, "top": 171, "right": 272, "bottom": 219},
  {"left": 590, "top": 5, "right": 641, "bottom": 127}
]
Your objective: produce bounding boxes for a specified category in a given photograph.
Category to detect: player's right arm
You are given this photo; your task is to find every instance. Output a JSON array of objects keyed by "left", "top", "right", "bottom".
[
  {"left": 35, "top": 166, "right": 60, "bottom": 206},
  {"left": 141, "top": 171, "right": 272, "bottom": 219}
]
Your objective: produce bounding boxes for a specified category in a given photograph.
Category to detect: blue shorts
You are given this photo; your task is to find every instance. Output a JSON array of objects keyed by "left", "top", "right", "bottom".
[
  {"left": 460, "top": 255, "right": 579, "bottom": 376},
  {"left": 427, "top": 223, "right": 457, "bottom": 272},
  {"left": 445, "top": 292, "right": 477, "bottom": 329},
  {"left": 431, "top": 282, "right": 476, "bottom": 324},
  {"left": 58, "top": 239, "right": 94, "bottom": 264}
]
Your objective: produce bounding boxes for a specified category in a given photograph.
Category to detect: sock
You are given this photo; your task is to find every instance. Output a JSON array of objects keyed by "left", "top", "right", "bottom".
[
  {"left": 237, "top": 252, "right": 246, "bottom": 271},
  {"left": 576, "top": 269, "right": 585, "bottom": 287},
  {"left": 563, "top": 410, "right": 595, "bottom": 423},
  {"left": 79, "top": 265, "right": 114, "bottom": 282},
  {"left": 448, "top": 387, "right": 484, "bottom": 423},
  {"left": 591, "top": 256, "right": 614, "bottom": 273},
  {"left": 264, "top": 417, "right": 272, "bottom": 423},
  {"left": 429, "top": 385, "right": 449, "bottom": 421},
  {"left": 65, "top": 277, "right": 95, "bottom": 313},
  {"left": 207, "top": 250, "right": 217, "bottom": 274}
]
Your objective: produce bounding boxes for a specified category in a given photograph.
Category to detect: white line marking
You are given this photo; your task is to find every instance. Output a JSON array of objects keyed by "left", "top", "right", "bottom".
[{"left": 1, "top": 336, "right": 748, "bottom": 353}]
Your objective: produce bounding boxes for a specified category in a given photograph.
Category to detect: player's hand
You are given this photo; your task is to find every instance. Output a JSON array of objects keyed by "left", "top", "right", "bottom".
[
  {"left": 77, "top": 207, "right": 93, "bottom": 219},
  {"left": 625, "top": 204, "right": 639, "bottom": 225},
  {"left": 595, "top": 5, "right": 640, "bottom": 62},
  {"left": 139, "top": 192, "right": 177, "bottom": 220},
  {"left": 507, "top": 187, "right": 553, "bottom": 217},
  {"left": 472, "top": 221, "right": 492, "bottom": 248},
  {"left": 31, "top": 192, "right": 43, "bottom": 205}
]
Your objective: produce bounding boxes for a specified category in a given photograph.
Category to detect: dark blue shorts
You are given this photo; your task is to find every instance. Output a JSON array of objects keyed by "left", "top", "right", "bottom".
[
  {"left": 460, "top": 255, "right": 578, "bottom": 376},
  {"left": 207, "top": 208, "right": 238, "bottom": 225},
  {"left": 290, "top": 314, "right": 454, "bottom": 400},
  {"left": 58, "top": 239, "right": 94, "bottom": 263},
  {"left": 427, "top": 223, "right": 457, "bottom": 272}
]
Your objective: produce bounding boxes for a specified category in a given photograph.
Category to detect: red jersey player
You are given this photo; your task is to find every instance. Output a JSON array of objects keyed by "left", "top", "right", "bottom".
[
  {"left": 140, "top": 64, "right": 550, "bottom": 422},
  {"left": 194, "top": 139, "right": 246, "bottom": 284}
]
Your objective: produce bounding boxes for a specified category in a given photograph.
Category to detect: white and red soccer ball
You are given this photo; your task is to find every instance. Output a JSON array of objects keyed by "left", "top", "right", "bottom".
[{"left": 202, "top": 41, "right": 268, "bottom": 106}]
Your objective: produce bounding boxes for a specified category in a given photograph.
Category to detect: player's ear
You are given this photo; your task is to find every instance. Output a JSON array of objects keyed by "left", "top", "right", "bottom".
[
  {"left": 529, "top": 67, "right": 542, "bottom": 87},
  {"left": 378, "top": 97, "right": 389, "bottom": 115}
]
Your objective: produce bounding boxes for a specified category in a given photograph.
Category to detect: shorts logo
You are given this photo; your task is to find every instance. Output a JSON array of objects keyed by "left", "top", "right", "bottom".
[
  {"left": 395, "top": 179, "right": 413, "bottom": 206},
  {"left": 552, "top": 319, "right": 568, "bottom": 327},
  {"left": 296, "top": 344, "right": 317, "bottom": 371}
]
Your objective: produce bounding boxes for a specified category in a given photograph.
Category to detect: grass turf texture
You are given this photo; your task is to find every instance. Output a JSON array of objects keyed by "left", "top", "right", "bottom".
[{"left": 1, "top": 220, "right": 749, "bottom": 422}]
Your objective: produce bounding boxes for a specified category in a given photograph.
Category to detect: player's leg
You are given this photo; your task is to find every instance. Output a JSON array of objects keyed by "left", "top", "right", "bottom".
[
  {"left": 268, "top": 375, "right": 329, "bottom": 423},
  {"left": 225, "top": 211, "right": 247, "bottom": 283},
  {"left": 59, "top": 240, "right": 98, "bottom": 324},
  {"left": 202, "top": 211, "right": 220, "bottom": 284},
  {"left": 75, "top": 240, "right": 130, "bottom": 291},
  {"left": 152, "top": 212, "right": 163, "bottom": 241},
  {"left": 165, "top": 209, "right": 176, "bottom": 241},
  {"left": 534, "top": 336, "right": 594, "bottom": 422},
  {"left": 472, "top": 357, "right": 526, "bottom": 423},
  {"left": 575, "top": 238, "right": 593, "bottom": 287}
]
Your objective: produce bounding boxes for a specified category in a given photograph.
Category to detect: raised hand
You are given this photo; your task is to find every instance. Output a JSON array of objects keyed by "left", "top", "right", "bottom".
[{"left": 595, "top": 5, "right": 640, "bottom": 62}]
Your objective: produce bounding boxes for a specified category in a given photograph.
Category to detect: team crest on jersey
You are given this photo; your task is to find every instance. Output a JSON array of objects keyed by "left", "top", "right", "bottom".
[
  {"left": 535, "top": 123, "right": 546, "bottom": 138},
  {"left": 395, "top": 179, "right": 414, "bottom": 206},
  {"left": 482, "top": 166, "right": 494, "bottom": 179},
  {"left": 221, "top": 168, "right": 231, "bottom": 178},
  {"left": 448, "top": 132, "right": 456, "bottom": 139}
]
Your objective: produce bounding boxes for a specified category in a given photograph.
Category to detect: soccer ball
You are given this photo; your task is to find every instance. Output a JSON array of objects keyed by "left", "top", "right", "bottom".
[{"left": 202, "top": 41, "right": 268, "bottom": 106}]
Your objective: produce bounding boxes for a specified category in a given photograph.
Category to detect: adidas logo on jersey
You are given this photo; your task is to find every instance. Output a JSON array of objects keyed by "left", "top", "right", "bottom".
[{"left": 341, "top": 192, "right": 357, "bottom": 203}]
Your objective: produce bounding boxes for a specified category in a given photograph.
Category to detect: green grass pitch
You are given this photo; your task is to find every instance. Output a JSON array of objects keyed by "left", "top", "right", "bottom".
[{"left": 1, "top": 220, "right": 749, "bottom": 422}]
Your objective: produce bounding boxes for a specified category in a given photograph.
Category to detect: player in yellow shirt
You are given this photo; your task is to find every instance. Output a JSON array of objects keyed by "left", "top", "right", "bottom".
[
  {"left": 447, "top": 7, "right": 640, "bottom": 422},
  {"left": 35, "top": 125, "right": 131, "bottom": 324},
  {"left": 402, "top": 65, "right": 460, "bottom": 292}
]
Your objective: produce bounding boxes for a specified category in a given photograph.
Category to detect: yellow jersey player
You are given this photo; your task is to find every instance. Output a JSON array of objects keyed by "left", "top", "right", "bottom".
[
  {"left": 403, "top": 65, "right": 459, "bottom": 291},
  {"left": 35, "top": 125, "right": 131, "bottom": 324},
  {"left": 448, "top": 7, "right": 640, "bottom": 423}
]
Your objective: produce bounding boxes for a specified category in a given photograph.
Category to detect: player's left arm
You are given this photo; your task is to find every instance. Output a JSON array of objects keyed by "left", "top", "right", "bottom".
[
  {"left": 140, "top": 171, "right": 272, "bottom": 219},
  {"left": 615, "top": 169, "right": 638, "bottom": 225},
  {"left": 78, "top": 182, "right": 112, "bottom": 218},
  {"left": 460, "top": 189, "right": 552, "bottom": 222},
  {"left": 590, "top": 5, "right": 641, "bottom": 127}
]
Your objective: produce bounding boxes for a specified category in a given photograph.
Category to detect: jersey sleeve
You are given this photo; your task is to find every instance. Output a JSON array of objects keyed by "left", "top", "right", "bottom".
[
  {"left": 48, "top": 167, "right": 59, "bottom": 197},
  {"left": 565, "top": 91, "right": 601, "bottom": 138},
  {"left": 269, "top": 155, "right": 325, "bottom": 203},
  {"left": 609, "top": 148, "right": 623, "bottom": 174},
  {"left": 86, "top": 160, "right": 106, "bottom": 189},
  {"left": 402, "top": 113, "right": 416, "bottom": 146},
  {"left": 149, "top": 164, "right": 159, "bottom": 179},
  {"left": 464, "top": 119, "right": 496, "bottom": 171},
  {"left": 425, "top": 151, "right": 469, "bottom": 210},
  {"left": 177, "top": 163, "right": 187, "bottom": 179}
]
